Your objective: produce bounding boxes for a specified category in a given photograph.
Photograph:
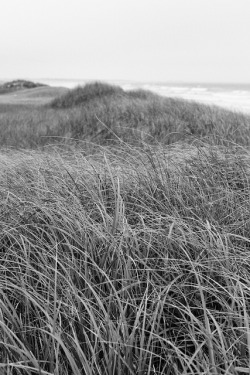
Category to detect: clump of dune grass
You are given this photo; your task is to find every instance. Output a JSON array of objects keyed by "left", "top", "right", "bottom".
[
  {"left": 50, "top": 81, "right": 124, "bottom": 109},
  {"left": 1, "top": 142, "right": 250, "bottom": 374}
]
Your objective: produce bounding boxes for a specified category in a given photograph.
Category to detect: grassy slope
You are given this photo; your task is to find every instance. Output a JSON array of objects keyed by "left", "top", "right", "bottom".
[
  {"left": 1, "top": 82, "right": 250, "bottom": 374},
  {"left": 0, "top": 81, "right": 250, "bottom": 148},
  {"left": 0, "top": 86, "right": 68, "bottom": 106}
]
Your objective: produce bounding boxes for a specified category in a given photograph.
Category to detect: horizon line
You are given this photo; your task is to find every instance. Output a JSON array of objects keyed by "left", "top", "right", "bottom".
[{"left": 1, "top": 77, "right": 250, "bottom": 85}]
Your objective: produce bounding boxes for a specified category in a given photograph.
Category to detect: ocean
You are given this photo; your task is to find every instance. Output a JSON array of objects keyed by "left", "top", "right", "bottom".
[{"left": 38, "top": 78, "right": 250, "bottom": 114}]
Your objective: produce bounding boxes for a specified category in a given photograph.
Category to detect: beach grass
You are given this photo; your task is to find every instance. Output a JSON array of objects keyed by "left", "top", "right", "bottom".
[
  {"left": 0, "top": 81, "right": 250, "bottom": 149},
  {"left": 1, "top": 82, "right": 250, "bottom": 374}
]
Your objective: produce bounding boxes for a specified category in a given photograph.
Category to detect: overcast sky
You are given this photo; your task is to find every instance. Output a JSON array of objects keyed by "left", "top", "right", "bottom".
[{"left": 1, "top": 0, "right": 249, "bottom": 83}]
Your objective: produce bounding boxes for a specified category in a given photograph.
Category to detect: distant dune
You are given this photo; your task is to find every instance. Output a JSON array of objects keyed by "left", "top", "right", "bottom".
[{"left": 0, "top": 84, "right": 69, "bottom": 105}]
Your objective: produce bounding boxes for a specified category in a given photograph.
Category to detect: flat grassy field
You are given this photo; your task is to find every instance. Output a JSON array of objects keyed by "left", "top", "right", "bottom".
[{"left": 1, "top": 82, "right": 250, "bottom": 374}]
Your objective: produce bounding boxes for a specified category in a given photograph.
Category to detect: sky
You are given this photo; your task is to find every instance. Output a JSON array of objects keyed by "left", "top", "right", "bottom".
[{"left": 1, "top": 0, "right": 250, "bottom": 83}]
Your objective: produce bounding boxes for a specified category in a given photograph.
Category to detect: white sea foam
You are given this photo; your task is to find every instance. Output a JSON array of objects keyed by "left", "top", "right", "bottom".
[{"left": 144, "top": 84, "right": 250, "bottom": 114}]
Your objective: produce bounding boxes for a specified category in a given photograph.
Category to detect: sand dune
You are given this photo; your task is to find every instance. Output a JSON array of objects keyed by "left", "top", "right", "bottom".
[{"left": 0, "top": 85, "right": 69, "bottom": 105}]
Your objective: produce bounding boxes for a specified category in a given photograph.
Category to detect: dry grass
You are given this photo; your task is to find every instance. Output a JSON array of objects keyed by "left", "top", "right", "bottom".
[
  {"left": 1, "top": 141, "right": 250, "bottom": 374},
  {"left": 0, "top": 82, "right": 250, "bottom": 148},
  {"left": 1, "top": 82, "right": 250, "bottom": 374}
]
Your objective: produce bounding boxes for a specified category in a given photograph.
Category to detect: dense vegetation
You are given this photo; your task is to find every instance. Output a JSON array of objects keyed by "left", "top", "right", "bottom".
[
  {"left": 0, "top": 79, "right": 47, "bottom": 94},
  {"left": 50, "top": 81, "right": 124, "bottom": 108},
  {"left": 0, "top": 81, "right": 249, "bottom": 149},
  {"left": 1, "top": 82, "right": 250, "bottom": 374}
]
